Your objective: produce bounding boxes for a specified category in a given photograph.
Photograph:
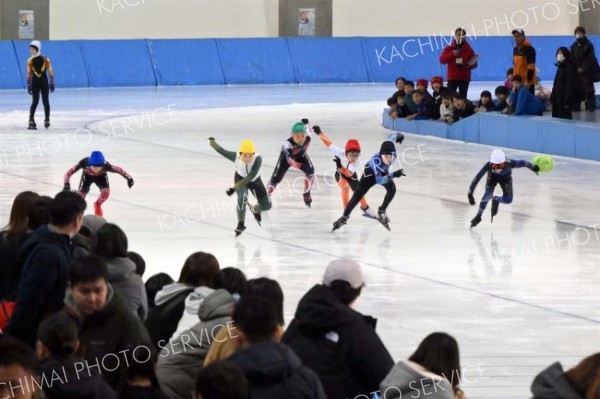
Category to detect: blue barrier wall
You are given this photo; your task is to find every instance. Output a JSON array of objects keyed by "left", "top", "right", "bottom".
[
  {"left": 217, "top": 38, "right": 296, "bottom": 84},
  {"left": 13, "top": 40, "right": 89, "bottom": 88},
  {"left": 79, "top": 40, "right": 156, "bottom": 87},
  {"left": 150, "top": 39, "right": 224, "bottom": 85},
  {"left": 381, "top": 111, "right": 600, "bottom": 162},
  {"left": 0, "top": 41, "right": 22, "bottom": 89},
  {"left": 2, "top": 36, "right": 599, "bottom": 88}
]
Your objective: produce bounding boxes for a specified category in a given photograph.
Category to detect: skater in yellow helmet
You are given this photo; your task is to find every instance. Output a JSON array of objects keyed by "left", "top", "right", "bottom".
[{"left": 209, "top": 137, "right": 272, "bottom": 237}]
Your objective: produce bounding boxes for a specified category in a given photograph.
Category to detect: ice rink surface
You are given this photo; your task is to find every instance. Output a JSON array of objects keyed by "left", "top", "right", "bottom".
[{"left": 1, "top": 83, "right": 599, "bottom": 398}]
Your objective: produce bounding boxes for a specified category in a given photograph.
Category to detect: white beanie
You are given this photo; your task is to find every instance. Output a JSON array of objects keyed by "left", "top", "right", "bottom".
[{"left": 29, "top": 40, "right": 41, "bottom": 55}]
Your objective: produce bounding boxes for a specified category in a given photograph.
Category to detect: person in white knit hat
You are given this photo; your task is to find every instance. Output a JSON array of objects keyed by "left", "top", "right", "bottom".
[{"left": 26, "top": 40, "right": 55, "bottom": 130}]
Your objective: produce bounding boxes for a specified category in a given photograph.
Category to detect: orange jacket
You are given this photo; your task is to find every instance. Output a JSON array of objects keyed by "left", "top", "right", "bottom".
[{"left": 513, "top": 39, "right": 536, "bottom": 87}]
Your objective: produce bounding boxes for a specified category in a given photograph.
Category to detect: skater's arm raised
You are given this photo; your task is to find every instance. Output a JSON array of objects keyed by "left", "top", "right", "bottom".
[
  {"left": 208, "top": 138, "right": 237, "bottom": 162},
  {"left": 233, "top": 156, "right": 263, "bottom": 189},
  {"left": 469, "top": 163, "right": 489, "bottom": 193},
  {"left": 509, "top": 159, "right": 537, "bottom": 172},
  {"left": 105, "top": 163, "right": 132, "bottom": 179}
]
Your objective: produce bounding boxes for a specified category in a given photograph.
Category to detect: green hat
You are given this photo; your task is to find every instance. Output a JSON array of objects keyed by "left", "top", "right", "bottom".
[{"left": 291, "top": 122, "right": 306, "bottom": 134}]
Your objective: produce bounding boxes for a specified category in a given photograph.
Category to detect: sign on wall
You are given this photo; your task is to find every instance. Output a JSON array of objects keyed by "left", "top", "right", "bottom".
[
  {"left": 299, "top": 8, "right": 315, "bottom": 36},
  {"left": 19, "top": 10, "right": 35, "bottom": 39}
]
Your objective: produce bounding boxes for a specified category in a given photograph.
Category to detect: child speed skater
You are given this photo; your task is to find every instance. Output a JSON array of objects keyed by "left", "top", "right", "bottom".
[
  {"left": 26, "top": 40, "right": 55, "bottom": 130},
  {"left": 209, "top": 137, "right": 272, "bottom": 237},
  {"left": 332, "top": 137, "right": 406, "bottom": 231},
  {"left": 266, "top": 119, "right": 315, "bottom": 207},
  {"left": 63, "top": 151, "right": 134, "bottom": 217},
  {"left": 314, "top": 125, "right": 405, "bottom": 218},
  {"left": 468, "top": 149, "right": 539, "bottom": 227}
]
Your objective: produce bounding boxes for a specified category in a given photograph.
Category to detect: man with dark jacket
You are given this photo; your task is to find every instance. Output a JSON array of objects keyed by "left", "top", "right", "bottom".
[
  {"left": 551, "top": 47, "right": 578, "bottom": 120},
  {"left": 5, "top": 191, "right": 86, "bottom": 347},
  {"left": 227, "top": 296, "right": 326, "bottom": 399},
  {"left": 570, "top": 26, "right": 598, "bottom": 111},
  {"left": 58, "top": 255, "right": 151, "bottom": 389},
  {"left": 282, "top": 258, "right": 394, "bottom": 399}
]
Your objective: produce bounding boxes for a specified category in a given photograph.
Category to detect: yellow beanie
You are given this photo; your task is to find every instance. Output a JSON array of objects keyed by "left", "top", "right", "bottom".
[{"left": 238, "top": 139, "right": 256, "bottom": 154}]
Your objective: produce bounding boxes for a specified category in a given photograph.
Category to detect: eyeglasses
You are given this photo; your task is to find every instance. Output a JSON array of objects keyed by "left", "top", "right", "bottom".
[
  {"left": 347, "top": 151, "right": 360, "bottom": 157},
  {"left": 491, "top": 163, "right": 505, "bottom": 169}
]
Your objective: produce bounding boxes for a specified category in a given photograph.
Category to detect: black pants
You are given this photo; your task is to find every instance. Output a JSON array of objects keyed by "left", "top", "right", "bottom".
[
  {"left": 578, "top": 73, "right": 596, "bottom": 110},
  {"left": 447, "top": 80, "right": 470, "bottom": 98},
  {"left": 30, "top": 78, "right": 50, "bottom": 120},
  {"left": 552, "top": 106, "right": 572, "bottom": 120},
  {"left": 79, "top": 173, "right": 109, "bottom": 194},
  {"left": 270, "top": 153, "right": 314, "bottom": 185},
  {"left": 343, "top": 167, "right": 396, "bottom": 217}
]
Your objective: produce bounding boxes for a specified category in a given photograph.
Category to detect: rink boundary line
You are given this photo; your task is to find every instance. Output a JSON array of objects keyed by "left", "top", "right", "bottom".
[{"left": 2, "top": 166, "right": 599, "bottom": 326}]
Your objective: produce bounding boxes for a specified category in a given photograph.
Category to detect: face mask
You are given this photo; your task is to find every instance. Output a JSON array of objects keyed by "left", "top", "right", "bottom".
[
  {"left": 557, "top": 54, "right": 565, "bottom": 62},
  {"left": 576, "top": 33, "right": 583, "bottom": 39}
]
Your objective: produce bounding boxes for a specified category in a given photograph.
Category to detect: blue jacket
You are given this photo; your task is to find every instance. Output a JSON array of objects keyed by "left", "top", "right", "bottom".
[
  {"left": 368, "top": 152, "right": 398, "bottom": 185},
  {"left": 510, "top": 85, "right": 544, "bottom": 116}
]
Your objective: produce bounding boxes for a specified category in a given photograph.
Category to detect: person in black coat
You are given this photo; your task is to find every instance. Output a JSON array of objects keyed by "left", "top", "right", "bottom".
[
  {"left": 570, "top": 26, "right": 598, "bottom": 111},
  {"left": 5, "top": 191, "right": 86, "bottom": 347},
  {"left": 551, "top": 47, "right": 578, "bottom": 120},
  {"left": 227, "top": 296, "right": 326, "bottom": 399},
  {"left": 281, "top": 258, "right": 394, "bottom": 399},
  {"left": 36, "top": 312, "right": 117, "bottom": 399}
]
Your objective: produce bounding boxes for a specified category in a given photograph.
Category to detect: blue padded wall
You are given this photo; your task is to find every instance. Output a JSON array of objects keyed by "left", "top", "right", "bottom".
[
  {"left": 0, "top": 41, "right": 22, "bottom": 89},
  {"left": 79, "top": 40, "right": 156, "bottom": 87},
  {"left": 149, "top": 39, "right": 224, "bottom": 85},
  {"left": 13, "top": 40, "right": 89, "bottom": 88},
  {"left": 361, "top": 37, "right": 445, "bottom": 83},
  {"left": 288, "top": 37, "right": 369, "bottom": 83},
  {"left": 217, "top": 38, "right": 296, "bottom": 84}
]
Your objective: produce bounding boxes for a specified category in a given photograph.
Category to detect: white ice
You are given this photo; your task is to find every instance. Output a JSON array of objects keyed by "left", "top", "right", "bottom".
[{"left": 1, "top": 84, "right": 599, "bottom": 399}]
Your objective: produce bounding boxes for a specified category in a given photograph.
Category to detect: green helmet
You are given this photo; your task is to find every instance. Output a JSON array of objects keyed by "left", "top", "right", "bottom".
[{"left": 291, "top": 122, "right": 306, "bottom": 134}]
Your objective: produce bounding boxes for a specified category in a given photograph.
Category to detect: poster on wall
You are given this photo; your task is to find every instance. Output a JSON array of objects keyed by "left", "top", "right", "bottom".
[
  {"left": 19, "top": 10, "right": 35, "bottom": 39},
  {"left": 299, "top": 8, "right": 315, "bottom": 36}
]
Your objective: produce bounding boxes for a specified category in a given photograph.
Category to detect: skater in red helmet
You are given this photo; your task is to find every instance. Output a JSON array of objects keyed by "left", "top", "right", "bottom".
[{"left": 63, "top": 151, "right": 134, "bottom": 217}]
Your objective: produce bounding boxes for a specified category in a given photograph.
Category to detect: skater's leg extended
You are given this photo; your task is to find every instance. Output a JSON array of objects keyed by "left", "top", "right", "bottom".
[
  {"left": 236, "top": 187, "right": 249, "bottom": 223},
  {"left": 496, "top": 178, "right": 513, "bottom": 204},
  {"left": 267, "top": 153, "right": 290, "bottom": 195},
  {"left": 300, "top": 156, "right": 315, "bottom": 206},
  {"left": 476, "top": 185, "right": 495, "bottom": 217},
  {"left": 250, "top": 178, "right": 271, "bottom": 212},
  {"left": 379, "top": 181, "right": 397, "bottom": 212},
  {"left": 343, "top": 175, "right": 375, "bottom": 218},
  {"left": 339, "top": 180, "right": 351, "bottom": 208}
]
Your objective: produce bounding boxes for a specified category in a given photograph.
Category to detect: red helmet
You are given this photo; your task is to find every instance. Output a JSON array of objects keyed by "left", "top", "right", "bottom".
[{"left": 345, "top": 139, "right": 361, "bottom": 154}]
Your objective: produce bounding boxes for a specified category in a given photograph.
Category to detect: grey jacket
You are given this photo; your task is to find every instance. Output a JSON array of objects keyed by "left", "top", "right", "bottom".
[
  {"left": 156, "top": 289, "right": 235, "bottom": 399},
  {"left": 103, "top": 256, "right": 148, "bottom": 320},
  {"left": 380, "top": 360, "right": 455, "bottom": 399},
  {"left": 531, "top": 362, "right": 583, "bottom": 399}
]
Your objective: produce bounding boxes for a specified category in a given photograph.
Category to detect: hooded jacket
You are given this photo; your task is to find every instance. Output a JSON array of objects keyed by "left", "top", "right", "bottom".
[
  {"left": 145, "top": 282, "right": 194, "bottom": 347},
  {"left": 169, "top": 285, "right": 215, "bottom": 341},
  {"left": 156, "top": 289, "right": 234, "bottom": 399},
  {"left": 380, "top": 360, "right": 455, "bottom": 399},
  {"left": 38, "top": 355, "right": 118, "bottom": 399},
  {"left": 61, "top": 283, "right": 151, "bottom": 389},
  {"left": 5, "top": 225, "right": 73, "bottom": 347},
  {"left": 103, "top": 256, "right": 148, "bottom": 320},
  {"left": 551, "top": 58, "right": 578, "bottom": 111},
  {"left": 281, "top": 284, "right": 394, "bottom": 399},
  {"left": 440, "top": 39, "right": 477, "bottom": 81},
  {"left": 228, "top": 341, "right": 327, "bottom": 399},
  {"left": 531, "top": 362, "right": 584, "bottom": 399}
]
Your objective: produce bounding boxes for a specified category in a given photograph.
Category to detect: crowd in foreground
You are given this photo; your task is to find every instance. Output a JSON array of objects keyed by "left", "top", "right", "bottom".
[{"left": 0, "top": 191, "right": 598, "bottom": 399}]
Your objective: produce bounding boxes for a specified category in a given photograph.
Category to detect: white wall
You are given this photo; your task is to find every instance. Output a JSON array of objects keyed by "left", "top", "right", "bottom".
[
  {"left": 49, "top": 0, "right": 279, "bottom": 39},
  {"left": 333, "top": 0, "right": 581, "bottom": 37}
]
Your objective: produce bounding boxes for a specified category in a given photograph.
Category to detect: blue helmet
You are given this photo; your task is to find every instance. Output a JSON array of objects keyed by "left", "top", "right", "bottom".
[{"left": 88, "top": 151, "right": 105, "bottom": 166}]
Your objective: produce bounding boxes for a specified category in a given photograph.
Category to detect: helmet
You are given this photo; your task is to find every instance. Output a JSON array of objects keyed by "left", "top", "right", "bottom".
[
  {"left": 291, "top": 122, "right": 306, "bottom": 134},
  {"left": 345, "top": 139, "right": 361, "bottom": 154},
  {"left": 88, "top": 151, "right": 105, "bottom": 166},
  {"left": 490, "top": 149, "right": 506, "bottom": 164},
  {"left": 238, "top": 139, "right": 256, "bottom": 154}
]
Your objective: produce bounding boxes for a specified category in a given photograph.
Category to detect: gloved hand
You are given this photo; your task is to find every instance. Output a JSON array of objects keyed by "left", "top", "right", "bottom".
[
  {"left": 301, "top": 118, "right": 309, "bottom": 125},
  {"left": 395, "top": 133, "right": 405, "bottom": 144},
  {"left": 333, "top": 156, "right": 342, "bottom": 169},
  {"left": 468, "top": 192, "right": 476, "bottom": 205},
  {"left": 63, "top": 182, "right": 70, "bottom": 191},
  {"left": 392, "top": 169, "right": 406, "bottom": 178},
  {"left": 127, "top": 177, "right": 135, "bottom": 188},
  {"left": 49, "top": 83, "right": 55, "bottom": 93},
  {"left": 27, "top": 82, "right": 32, "bottom": 95},
  {"left": 226, "top": 187, "right": 235, "bottom": 196},
  {"left": 533, "top": 165, "right": 540, "bottom": 174},
  {"left": 312, "top": 125, "right": 322, "bottom": 135}
]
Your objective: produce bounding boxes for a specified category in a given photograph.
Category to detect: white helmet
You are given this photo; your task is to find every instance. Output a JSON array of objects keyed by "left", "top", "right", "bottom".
[
  {"left": 29, "top": 40, "right": 41, "bottom": 53},
  {"left": 490, "top": 149, "right": 506, "bottom": 164}
]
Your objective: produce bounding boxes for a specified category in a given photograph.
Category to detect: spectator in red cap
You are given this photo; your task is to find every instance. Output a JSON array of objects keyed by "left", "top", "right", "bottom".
[
  {"left": 440, "top": 27, "right": 478, "bottom": 98},
  {"left": 430, "top": 76, "right": 447, "bottom": 119},
  {"left": 416, "top": 79, "right": 433, "bottom": 102}
]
